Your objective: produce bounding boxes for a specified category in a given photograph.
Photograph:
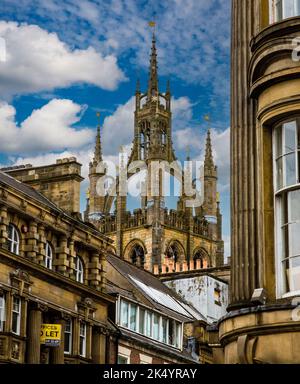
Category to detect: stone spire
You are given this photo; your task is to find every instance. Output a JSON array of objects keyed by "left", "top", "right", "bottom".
[
  {"left": 204, "top": 129, "right": 214, "bottom": 168},
  {"left": 93, "top": 113, "right": 102, "bottom": 163},
  {"left": 147, "top": 31, "right": 159, "bottom": 101}
]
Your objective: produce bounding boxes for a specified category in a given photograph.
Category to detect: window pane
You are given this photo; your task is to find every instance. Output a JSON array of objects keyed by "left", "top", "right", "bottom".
[
  {"left": 276, "top": 157, "right": 283, "bottom": 190},
  {"left": 275, "top": 0, "right": 283, "bottom": 20},
  {"left": 161, "top": 318, "right": 167, "bottom": 344},
  {"left": 288, "top": 189, "right": 300, "bottom": 222},
  {"left": 153, "top": 314, "right": 159, "bottom": 340},
  {"left": 118, "top": 355, "right": 129, "bottom": 364},
  {"left": 139, "top": 308, "right": 145, "bottom": 334},
  {"left": 275, "top": 124, "right": 282, "bottom": 158},
  {"left": 129, "top": 304, "right": 137, "bottom": 331},
  {"left": 176, "top": 323, "right": 181, "bottom": 348},
  {"left": 64, "top": 320, "right": 72, "bottom": 354},
  {"left": 285, "top": 153, "right": 296, "bottom": 186},
  {"left": 168, "top": 320, "right": 175, "bottom": 346},
  {"left": 288, "top": 222, "right": 300, "bottom": 257},
  {"left": 120, "top": 301, "right": 128, "bottom": 328},
  {"left": 284, "top": 121, "right": 296, "bottom": 154},
  {"left": 145, "top": 311, "right": 152, "bottom": 337},
  {"left": 0, "top": 295, "right": 5, "bottom": 332},
  {"left": 285, "top": 256, "right": 300, "bottom": 291}
]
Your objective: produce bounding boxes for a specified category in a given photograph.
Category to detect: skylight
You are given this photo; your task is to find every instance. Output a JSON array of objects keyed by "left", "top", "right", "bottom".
[{"left": 129, "top": 276, "right": 193, "bottom": 318}]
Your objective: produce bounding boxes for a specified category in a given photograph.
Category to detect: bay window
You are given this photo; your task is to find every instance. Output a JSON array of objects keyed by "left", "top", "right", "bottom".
[
  {"left": 270, "top": 0, "right": 300, "bottom": 23},
  {"left": 0, "top": 293, "right": 5, "bottom": 332},
  {"left": 273, "top": 118, "right": 300, "bottom": 296}
]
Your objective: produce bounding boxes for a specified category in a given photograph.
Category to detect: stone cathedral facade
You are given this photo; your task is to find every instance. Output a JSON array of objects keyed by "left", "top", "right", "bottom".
[{"left": 85, "top": 33, "right": 224, "bottom": 274}]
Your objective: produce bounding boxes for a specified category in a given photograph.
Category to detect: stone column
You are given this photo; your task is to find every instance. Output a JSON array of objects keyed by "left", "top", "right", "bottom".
[
  {"left": 25, "top": 220, "right": 38, "bottom": 261},
  {"left": 37, "top": 224, "right": 46, "bottom": 266},
  {"left": 27, "top": 307, "right": 42, "bottom": 364},
  {"left": 0, "top": 205, "right": 8, "bottom": 248},
  {"left": 230, "top": 0, "right": 262, "bottom": 307},
  {"left": 52, "top": 317, "right": 65, "bottom": 364},
  {"left": 55, "top": 235, "right": 69, "bottom": 277},
  {"left": 92, "top": 327, "right": 106, "bottom": 364}
]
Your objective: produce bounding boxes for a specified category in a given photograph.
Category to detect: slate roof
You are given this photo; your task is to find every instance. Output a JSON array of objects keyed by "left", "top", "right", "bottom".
[
  {"left": 106, "top": 253, "right": 206, "bottom": 323},
  {"left": 0, "top": 171, "right": 61, "bottom": 212}
]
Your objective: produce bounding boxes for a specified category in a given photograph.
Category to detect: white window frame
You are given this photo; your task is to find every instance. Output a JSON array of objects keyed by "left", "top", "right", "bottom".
[
  {"left": 75, "top": 257, "right": 84, "bottom": 283},
  {"left": 7, "top": 224, "right": 20, "bottom": 255},
  {"left": 269, "top": 0, "right": 300, "bottom": 23},
  {"left": 64, "top": 318, "right": 72, "bottom": 355},
  {"left": 0, "top": 293, "right": 5, "bottom": 332},
  {"left": 45, "top": 242, "right": 53, "bottom": 270},
  {"left": 79, "top": 322, "right": 86, "bottom": 357},
  {"left": 273, "top": 118, "right": 300, "bottom": 297},
  {"left": 11, "top": 296, "right": 21, "bottom": 335}
]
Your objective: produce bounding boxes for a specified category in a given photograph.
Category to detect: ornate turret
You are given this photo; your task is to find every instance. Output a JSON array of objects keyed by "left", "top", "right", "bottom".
[
  {"left": 129, "top": 29, "right": 176, "bottom": 165},
  {"left": 87, "top": 113, "right": 106, "bottom": 217}
]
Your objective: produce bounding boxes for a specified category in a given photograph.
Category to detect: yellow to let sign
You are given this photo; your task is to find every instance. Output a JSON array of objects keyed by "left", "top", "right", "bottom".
[{"left": 40, "top": 324, "right": 61, "bottom": 347}]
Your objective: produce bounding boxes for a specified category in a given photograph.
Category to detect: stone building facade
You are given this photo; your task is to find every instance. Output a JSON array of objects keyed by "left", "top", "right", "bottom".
[
  {"left": 85, "top": 32, "right": 225, "bottom": 276},
  {"left": 0, "top": 166, "right": 115, "bottom": 364},
  {"left": 216, "top": 0, "right": 300, "bottom": 364}
]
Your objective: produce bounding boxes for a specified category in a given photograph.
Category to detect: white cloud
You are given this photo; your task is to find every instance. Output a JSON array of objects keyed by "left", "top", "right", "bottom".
[
  {"left": 223, "top": 235, "right": 231, "bottom": 258},
  {"left": 102, "top": 97, "right": 135, "bottom": 156},
  {"left": 0, "top": 99, "right": 93, "bottom": 154},
  {"left": 0, "top": 21, "right": 126, "bottom": 98},
  {"left": 1, "top": 1, "right": 230, "bottom": 103},
  {"left": 174, "top": 126, "right": 230, "bottom": 192}
]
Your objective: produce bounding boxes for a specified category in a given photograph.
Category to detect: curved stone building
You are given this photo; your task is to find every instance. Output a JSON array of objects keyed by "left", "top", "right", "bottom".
[{"left": 217, "top": 0, "right": 300, "bottom": 364}]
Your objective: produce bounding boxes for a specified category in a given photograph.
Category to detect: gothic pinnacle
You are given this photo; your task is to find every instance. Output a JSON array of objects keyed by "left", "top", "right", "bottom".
[
  {"left": 93, "top": 112, "right": 102, "bottom": 163},
  {"left": 147, "top": 29, "right": 159, "bottom": 100}
]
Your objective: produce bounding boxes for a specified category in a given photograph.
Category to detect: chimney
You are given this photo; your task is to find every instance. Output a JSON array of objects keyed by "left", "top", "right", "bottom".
[{"left": 2, "top": 158, "right": 84, "bottom": 215}]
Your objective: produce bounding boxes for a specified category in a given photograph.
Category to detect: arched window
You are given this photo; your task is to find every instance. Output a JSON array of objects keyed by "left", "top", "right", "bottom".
[
  {"left": 130, "top": 245, "right": 145, "bottom": 267},
  {"left": 166, "top": 242, "right": 185, "bottom": 263},
  {"left": 7, "top": 224, "right": 20, "bottom": 255},
  {"left": 166, "top": 244, "right": 179, "bottom": 262},
  {"left": 45, "top": 242, "right": 53, "bottom": 270},
  {"left": 75, "top": 257, "right": 84, "bottom": 283},
  {"left": 194, "top": 249, "right": 210, "bottom": 268}
]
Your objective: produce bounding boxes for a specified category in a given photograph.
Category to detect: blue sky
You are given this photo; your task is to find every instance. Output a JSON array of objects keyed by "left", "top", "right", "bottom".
[{"left": 0, "top": 0, "right": 231, "bottom": 255}]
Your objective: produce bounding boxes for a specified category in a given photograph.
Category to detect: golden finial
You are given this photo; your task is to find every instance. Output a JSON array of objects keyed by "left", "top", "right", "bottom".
[
  {"left": 204, "top": 114, "right": 210, "bottom": 122},
  {"left": 148, "top": 21, "right": 156, "bottom": 28},
  {"left": 96, "top": 111, "right": 101, "bottom": 127},
  {"left": 216, "top": 192, "right": 220, "bottom": 203}
]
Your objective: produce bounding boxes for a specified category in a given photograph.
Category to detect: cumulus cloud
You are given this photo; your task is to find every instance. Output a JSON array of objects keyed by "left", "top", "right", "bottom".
[
  {"left": 0, "top": 99, "right": 93, "bottom": 154},
  {"left": 1, "top": 1, "right": 230, "bottom": 103},
  {"left": 0, "top": 21, "right": 126, "bottom": 98}
]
